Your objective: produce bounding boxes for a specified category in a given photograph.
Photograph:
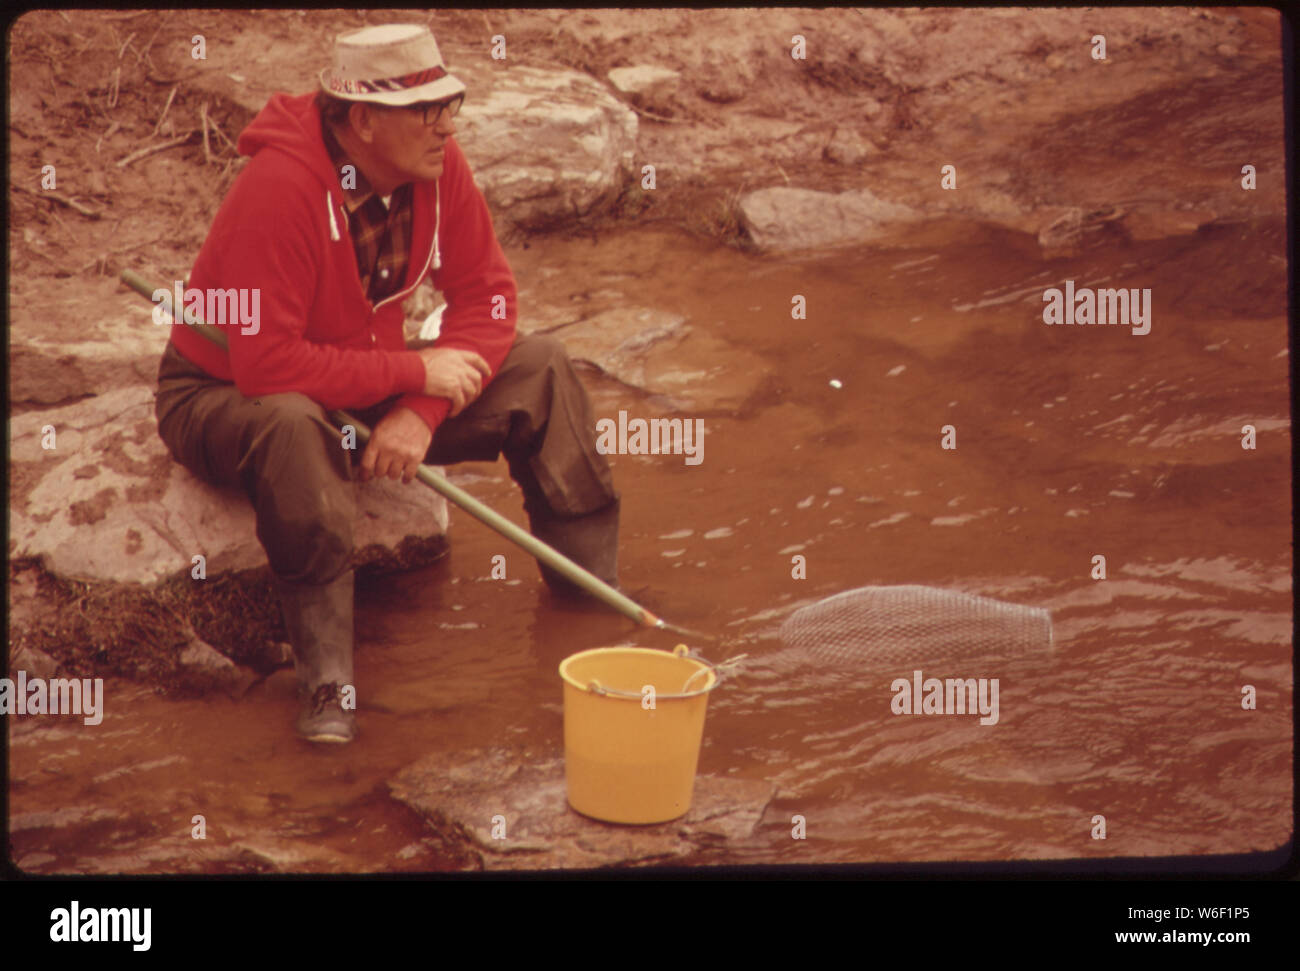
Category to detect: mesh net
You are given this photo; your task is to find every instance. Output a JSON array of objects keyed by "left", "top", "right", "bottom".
[{"left": 778, "top": 585, "right": 1053, "bottom": 667}]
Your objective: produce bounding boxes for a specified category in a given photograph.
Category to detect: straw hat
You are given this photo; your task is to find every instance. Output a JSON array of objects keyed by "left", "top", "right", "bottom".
[{"left": 319, "top": 24, "right": 466, "bottom": 105}]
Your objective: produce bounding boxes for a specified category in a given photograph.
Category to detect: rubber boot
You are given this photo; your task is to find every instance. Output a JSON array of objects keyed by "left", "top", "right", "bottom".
[
  {"left": 275, "top": 568, "right": 357, "bottom": 744},
  {"left": 527, "top": 498, "right": 619, "bottom": 600}
]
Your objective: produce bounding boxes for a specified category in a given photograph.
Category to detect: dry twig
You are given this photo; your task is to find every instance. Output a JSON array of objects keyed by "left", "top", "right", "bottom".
[
  {"left": 200, "top": 101, "right": 212, "bottom": 163},
  {"left": 115, "top": 130, "right": 194, "bottom": 169},
  {"left": 138, "top": 16, "right": 167, "bottom": 65},
  {"left": 47, "top": 207, "right": 78, "bottom": 244},
  {"left": 11, "top": 183, "right": 102, "bottom": 220},
  {"left": 154, "top": 85, "right": 178, "bottom": 135},
  {"left": 76, "top": 232, "right": 166, "bottom": 275},
  {"left": 204, "top": 113, "right": 238, "bottom": 154},
  {"left": 95, "top": 120, "right": 123, "bottom": 154},
  {"left": 24, "top": 245, "right": 65, "bottom": 268}
]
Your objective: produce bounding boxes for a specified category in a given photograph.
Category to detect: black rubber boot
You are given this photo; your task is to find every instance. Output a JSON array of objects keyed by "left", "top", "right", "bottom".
[
  {"left": 527, "top": 498, "right": 620, "bottom": 600},
  {"left": 275, "top": 568, "right": 357, "bottom": 744}
]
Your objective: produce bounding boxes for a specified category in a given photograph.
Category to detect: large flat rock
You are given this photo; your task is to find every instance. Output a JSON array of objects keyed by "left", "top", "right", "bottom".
[
  {"left": 8, "top": 299, "right": 169, "bottom": 406},
  {"left": 453, "top": 64, "right": 638, "bottom": 231},
  {"left": 388, "top": 747, "right": 776, "bottom": 870}
]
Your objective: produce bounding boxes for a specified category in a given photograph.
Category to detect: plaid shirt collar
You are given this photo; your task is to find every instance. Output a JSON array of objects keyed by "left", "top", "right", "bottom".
[{"left": 320, "top": 118, "right": 413, "bottom": 305}]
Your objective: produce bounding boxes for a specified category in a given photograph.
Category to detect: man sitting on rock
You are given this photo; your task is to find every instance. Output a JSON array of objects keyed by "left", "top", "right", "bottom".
[{"left": 152, "top": 24, "right": 619, "bottom": 745}]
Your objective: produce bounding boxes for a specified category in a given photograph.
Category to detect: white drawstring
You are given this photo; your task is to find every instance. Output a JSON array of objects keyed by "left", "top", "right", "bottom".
[
  {"left": 432, "top": 183, "right": 441, "bottom": 271},
  {"left": 326, "top": 191, "right": 340, "bottom": 242},
  {"left": 326, "top": 184, "right": 438, "bottom": 286}
]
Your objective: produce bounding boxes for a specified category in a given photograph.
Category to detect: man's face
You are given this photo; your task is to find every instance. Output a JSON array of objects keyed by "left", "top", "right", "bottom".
[{"left": 351, "top": 97, "right": 459, "bottom": 187}]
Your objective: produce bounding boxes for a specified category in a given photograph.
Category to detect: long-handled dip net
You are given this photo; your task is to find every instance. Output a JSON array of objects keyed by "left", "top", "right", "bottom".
[{"left": 778, "top": 585, "right": 1054, "bottom": 666}]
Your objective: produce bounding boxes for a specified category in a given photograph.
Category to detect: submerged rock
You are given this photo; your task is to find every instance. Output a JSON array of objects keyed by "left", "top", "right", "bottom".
[
  {"left": 388, "top": 747, "right": 776, "bottom": 870},
  {"left": 739, "top": 186, "right": 919, "bottom": 252},
  {"left": 545, "top": 307, "right": 772, "bottom": 411},
  {"left": 551, "top": 308, "right": 691, "bottom": 390},
  {"left": 1036, "top": 205, "right": 1130, "bottom": 257},
  {"left": 176, "top": 622, "right": 260, "bottom": 696}
]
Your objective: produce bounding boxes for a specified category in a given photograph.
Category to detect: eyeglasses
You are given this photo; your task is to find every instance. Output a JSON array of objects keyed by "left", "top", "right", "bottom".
[{"left": 405, "top": 94, "right": 464, "bottom": 127}]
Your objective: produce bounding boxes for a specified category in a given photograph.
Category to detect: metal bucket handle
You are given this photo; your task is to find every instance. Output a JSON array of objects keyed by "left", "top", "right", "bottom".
[
  {"left": 583, "top": 645, "right": 747, "bottom": 700},
  {"left": 678, "top": 645, "right": 747, "bottom": 694}
]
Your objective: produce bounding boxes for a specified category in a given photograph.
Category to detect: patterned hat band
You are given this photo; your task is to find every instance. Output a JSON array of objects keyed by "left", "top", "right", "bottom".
[
  {"left": 321, "top": 25, "right": 465, "bottom": 105},
  {"left": 329, "top": 64, "right": 448, "bottom": 96}
]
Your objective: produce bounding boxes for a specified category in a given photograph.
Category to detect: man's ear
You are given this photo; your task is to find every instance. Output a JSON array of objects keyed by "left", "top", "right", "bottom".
[{"left": 348, "top": 101, "right": 380, "bottom": 145}]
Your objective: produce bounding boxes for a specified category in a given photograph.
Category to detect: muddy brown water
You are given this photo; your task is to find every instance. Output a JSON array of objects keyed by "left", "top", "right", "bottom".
[{"left": 9, "top": 221, "right": 1291, "bottom": 871}]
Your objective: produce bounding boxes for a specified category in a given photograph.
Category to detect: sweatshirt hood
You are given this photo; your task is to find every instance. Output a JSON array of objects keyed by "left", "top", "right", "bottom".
[{"left": 236, "top": 92, "right": 338, "bottom": 193}]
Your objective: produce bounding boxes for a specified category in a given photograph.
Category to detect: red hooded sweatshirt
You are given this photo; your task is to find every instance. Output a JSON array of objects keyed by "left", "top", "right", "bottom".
[{"left": 168, "top": 91, "right": 517, "bottom": 434}]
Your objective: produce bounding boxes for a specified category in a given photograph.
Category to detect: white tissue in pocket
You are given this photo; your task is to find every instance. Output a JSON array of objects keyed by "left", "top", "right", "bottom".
[{"left": 419, "top": 305, "right": 444, "bottom": 341}]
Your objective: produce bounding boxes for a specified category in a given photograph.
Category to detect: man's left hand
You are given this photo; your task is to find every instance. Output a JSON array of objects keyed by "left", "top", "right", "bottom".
[{"left": 359, "top": 406, "right": 434, "bottom": 484}]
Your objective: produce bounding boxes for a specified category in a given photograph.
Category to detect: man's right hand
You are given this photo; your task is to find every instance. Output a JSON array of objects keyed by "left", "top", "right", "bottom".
[{"left": 416, "top": 347, "right": 492, "bottom": 416}]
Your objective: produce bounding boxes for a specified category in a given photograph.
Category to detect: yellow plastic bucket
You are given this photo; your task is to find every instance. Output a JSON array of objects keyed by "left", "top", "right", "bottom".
[{"left": 559, "top": 644, "right": 717, "bottom": 824}]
